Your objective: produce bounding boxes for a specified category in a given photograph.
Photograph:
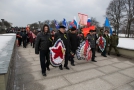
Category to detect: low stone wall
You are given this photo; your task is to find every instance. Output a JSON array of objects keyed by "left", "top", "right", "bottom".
[
  {"left": 0, "top": 35, "right": 16, "bottom": 90},
  {"left": 109, "top": 47, "right": 134, "bottom": 59}
]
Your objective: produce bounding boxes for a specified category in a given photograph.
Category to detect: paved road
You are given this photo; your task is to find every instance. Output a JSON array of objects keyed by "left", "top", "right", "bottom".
[{"left": 14, "top": 44, "right": 134, "bottom": 90}]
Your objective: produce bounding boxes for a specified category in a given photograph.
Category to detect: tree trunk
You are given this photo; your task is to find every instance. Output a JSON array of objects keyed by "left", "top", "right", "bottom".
[{"left": 127, "top": 22, "right": 131, "bottom": 38}]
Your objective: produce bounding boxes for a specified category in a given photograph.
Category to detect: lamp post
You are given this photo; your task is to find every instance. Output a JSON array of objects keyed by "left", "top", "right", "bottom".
[
  {"left": 38, "top": 21, "right": 41, "bottom": 29},
  {"left": 1, "top": 19, "right": 5, "bottom": 30}
]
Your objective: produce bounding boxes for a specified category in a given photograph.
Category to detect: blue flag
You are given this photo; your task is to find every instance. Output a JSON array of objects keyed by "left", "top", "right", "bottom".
[
  {"left": 104, "top": 17, "right": 112, "bottom": 35},
  {"left": 54, "top": 20, "right": 59, "bottom": 30},
  {"left": 62, "top": 18, "right": 68, "bottom": 31}
]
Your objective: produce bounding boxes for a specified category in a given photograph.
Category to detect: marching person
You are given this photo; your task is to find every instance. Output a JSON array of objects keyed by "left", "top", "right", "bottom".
[
  {"left": 32, "top": 30, "right": 37, "bottom": 48},
  {"left": 21, "top": 29, "right": 27, "bottom": 48},
  {"left": 35, "top": 24, "right": 53, "bottom": 76},
  {"left": 16, "top": 29, "right": 22, "bottom": 47},
  {"left": 93, "top": 30, "right": 98, "bottom": 57},
  {"left": 101, "top": 30, "right": 110, "bottom": 57},
  {"left": 87, "top": 30, "right": 97, "bottom": 62},
  {"left": 68, "top": 27, "right": 79, "bottom": 66},
  {"left": 54, "top": 25, "right": 70, "bottom": 70},
  {"left": 51, "top": 30, "right": 56, "bottom": 40},
  {"left": 108, "top": 31, "right": 120, "bottom": 56}
]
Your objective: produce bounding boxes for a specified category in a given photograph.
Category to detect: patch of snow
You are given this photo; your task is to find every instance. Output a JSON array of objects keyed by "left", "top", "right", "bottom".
[
  {"left": 118, "top": 38, "right": 134, "bottom": 50},
  {"left": 0, "top": 33, "right": 16, "bottom": 36},
  {"left": 118, "top": 34, "right": 134, "bottom": 38},
  {"left": 0, "top": 36, "right": 13, "bottom": 54}
]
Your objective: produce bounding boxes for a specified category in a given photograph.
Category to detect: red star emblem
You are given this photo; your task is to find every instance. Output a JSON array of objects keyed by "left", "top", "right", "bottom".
[{"left": 52, "top": 46, "right": 64, "bottom": 59}]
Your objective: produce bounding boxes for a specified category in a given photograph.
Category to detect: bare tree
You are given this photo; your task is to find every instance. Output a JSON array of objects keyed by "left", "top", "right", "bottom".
[
  {"left": 90, "top": 17, "right": 100, "bottom": 32},
  {"left": 90, "top": 17, "right": 100, "bottom": 27},
  {"left": 50, "top": 20, "right": 56, "bottom": 29},
  {"left": 44, "top": 20, "right": 50, "bottom": 25},
  {"left": 106, "top": 0, "right": 126, "bottom": 36},
  {"left": 30, "top": 22, "right": 39, "bottom": 29},
  {"left": 123, "top": 0, "right": 134, "bottom": 37}
]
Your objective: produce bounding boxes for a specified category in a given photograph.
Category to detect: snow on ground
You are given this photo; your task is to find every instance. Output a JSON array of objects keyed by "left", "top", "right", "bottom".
[
  {"left": 118, "top": 38, "right": 134, "bottom": 50},
  {"left": 0, "top": 35, "right": 14, "bottom": 54},
  {"left": 1, "top": 33, "right": 16, "bottom": 36},
  {"left": 118, "top": 34, "right": 134, "bottom": 38}
]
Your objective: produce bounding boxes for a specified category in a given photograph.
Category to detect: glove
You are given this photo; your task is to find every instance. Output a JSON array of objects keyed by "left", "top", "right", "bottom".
[{"left": 70, "top": 51, "right": 74, "bottom": 57}]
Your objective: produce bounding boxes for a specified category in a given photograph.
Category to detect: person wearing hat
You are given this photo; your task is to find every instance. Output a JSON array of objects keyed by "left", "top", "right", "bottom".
[
  {"left": 101, "top": 30, "right": 110, "bottom": 57},
  {"left": 87, "top": 30, "right": 97, "bottom": 62},
  {"left": 93, "top": 30, "right": 98, "bottom": 57},
  {"left": 68, "top": 27, "right": 79, "bottom": 66},
  {"left": 54, "top": 25, "right": 70, "bottom": 70},
  {"left": 35, "top": 24, "right": 53, "bottom": 76},
  {"left": 108, "top": 31, "right": 120, "bottom": 56}
]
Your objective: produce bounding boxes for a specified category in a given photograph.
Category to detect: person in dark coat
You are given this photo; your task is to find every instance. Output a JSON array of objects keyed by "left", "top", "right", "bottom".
[
  {"left": 87, "top": 30, "right": 97, "bottom": 62},
  {"left": 16, "top": 29, "right": 22, "bottom": 46},
  {"left": 21, "top": 29, "right": 27, "bottom": 48},
  {"left": 53, "top": 25, "right": 70, "bottom": 70},
  {"left": 35, "top": 24, "right": 53, "bottom": 76},
  {"left": 68, "top": 27, "right": 78, "bottom": 66},
  {"left": 17, "top": 30, "right": 22, "bottom": 46},
  {"left": 101, "top": 30, "right": 110, "bottom": 57}
]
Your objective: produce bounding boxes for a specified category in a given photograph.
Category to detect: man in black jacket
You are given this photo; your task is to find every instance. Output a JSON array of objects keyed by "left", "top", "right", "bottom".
[
  {"left": 21, "top": 29, "right": 27, "bottom": 48},
  {"left": 35, "top": 24, "right": 52, "bottom": 76},
  {"left": 54, "top": 25, "right": 70, "bottom": 70},
  {"left": 68, "top": 27, "right": 78, "bottom": 66}
]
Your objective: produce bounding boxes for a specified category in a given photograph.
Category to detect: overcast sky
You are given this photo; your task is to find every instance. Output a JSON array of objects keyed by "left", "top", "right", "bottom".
[{"left": 0, "top": 0, "right": 111, "bottom": 27}]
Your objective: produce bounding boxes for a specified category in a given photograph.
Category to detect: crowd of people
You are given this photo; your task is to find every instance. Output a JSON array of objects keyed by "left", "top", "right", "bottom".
[{"left": 15, "top": 24, "right": 120, "bottom": 76}]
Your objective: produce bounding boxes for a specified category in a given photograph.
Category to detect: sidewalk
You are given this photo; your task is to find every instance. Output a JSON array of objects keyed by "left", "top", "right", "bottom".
[{"left": 14, "top": 44, "right": 134, "bottom": 90}]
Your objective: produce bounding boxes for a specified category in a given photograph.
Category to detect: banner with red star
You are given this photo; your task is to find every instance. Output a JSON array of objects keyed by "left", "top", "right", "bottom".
[
  {"left": 97, "top": 36, "right": 106, "bottom": 52},
  {"left": 49, "top": 38, "right": 66, "bottom": 67}
]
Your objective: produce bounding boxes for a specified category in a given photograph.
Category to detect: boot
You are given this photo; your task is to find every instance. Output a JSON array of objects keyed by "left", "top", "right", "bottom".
[
  {"left": 59, "top": 65, "right": 63, "bottom": 70},
  {"left": 117, "top": 54, "right": 120, "bottom": 57},
  {"left": 47, "top": 67, "right": 50, "bottom": 71},
  {"left": 42, "top": 72, "right": 47, "bottom": 76}
]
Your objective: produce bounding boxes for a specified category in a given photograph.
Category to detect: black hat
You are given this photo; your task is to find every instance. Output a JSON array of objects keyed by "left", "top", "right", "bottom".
[
  {"left": 90, "top": 30, "right": 94, "bottom": 32},
  {"left": 105, "top": 30, "right": 109, "bottom": 32},
  {"left": 59, "top": 25, "right": 66, "bottom": 28},
  {"left": 113, "top": 31, "right": 116, "bottom": 33},
  {"left": 71, "top": 27, "right": 76, "bottom": 31}
]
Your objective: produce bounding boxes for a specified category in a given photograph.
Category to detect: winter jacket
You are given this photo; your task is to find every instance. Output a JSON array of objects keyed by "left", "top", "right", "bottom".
[
  {"left": 109, "top": 35, "right": 119, "bottom": 46},
  {"left": 35, "top": 32, "right": 52, "bottom": 54},
  {"left": 68, "top": 32, "right": 79, "bottom": 53},
  {"left": 87, "top": 34, "right": 96, "bottom": 48},
  {"left": 21, "top": 31, "right": 27, "bottom": 39}
]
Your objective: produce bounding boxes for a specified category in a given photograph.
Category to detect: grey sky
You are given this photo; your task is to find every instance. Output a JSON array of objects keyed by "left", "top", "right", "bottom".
[{"left": 0, "top": 0, "right": 111, "bottom": 27}]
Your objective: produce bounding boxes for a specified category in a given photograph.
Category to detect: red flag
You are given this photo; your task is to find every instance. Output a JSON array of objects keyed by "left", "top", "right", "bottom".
[
  {"left": 82, "top": 26, "right": 95, "bottom": 37},
  {"left": 78, "top": 13, "right": 88, "bottom": 25}
]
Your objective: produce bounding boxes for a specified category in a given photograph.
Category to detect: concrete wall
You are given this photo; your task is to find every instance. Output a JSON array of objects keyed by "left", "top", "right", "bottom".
[
  {"left": 108, "top": 47, "right": 134, "bottom": 59},
  {"left": 0, "top": 35, "right": 16, "bottom": 90}
]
